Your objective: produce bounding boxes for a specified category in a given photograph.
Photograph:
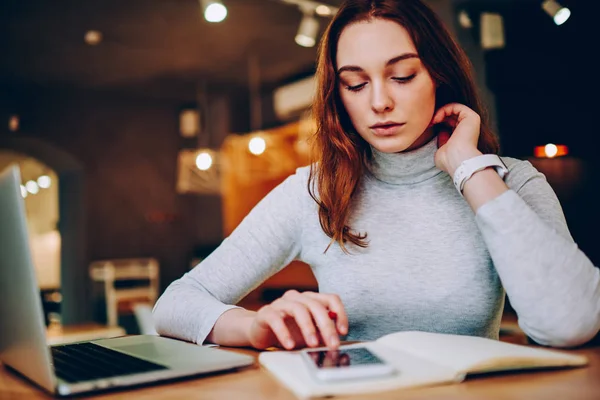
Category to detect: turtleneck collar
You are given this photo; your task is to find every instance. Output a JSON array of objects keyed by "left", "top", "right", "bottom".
[{"left": 367, "top": 136, "right": 443, "bottom": 185}]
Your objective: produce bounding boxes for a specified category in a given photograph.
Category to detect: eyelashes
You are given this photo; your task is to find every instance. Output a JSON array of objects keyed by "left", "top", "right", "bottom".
[
  {"left": 345, "top": 83, "right": 367, "bottom": 92},
  {"left": 344, "top": 73, "right": 417, "bottom": 92},
  {"left": 392, "top": 73, "right": 417, "bottom": 84}
]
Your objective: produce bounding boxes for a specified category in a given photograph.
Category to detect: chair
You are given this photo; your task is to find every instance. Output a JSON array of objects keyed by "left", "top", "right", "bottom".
[{"left": 89, "top": 258, "right": 160, "bottom": 328}]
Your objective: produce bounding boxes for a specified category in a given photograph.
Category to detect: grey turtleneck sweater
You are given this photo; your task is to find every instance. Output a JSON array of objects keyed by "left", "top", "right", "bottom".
[{"left": 153, "top": 138, "right": 600, "bottom": 347}]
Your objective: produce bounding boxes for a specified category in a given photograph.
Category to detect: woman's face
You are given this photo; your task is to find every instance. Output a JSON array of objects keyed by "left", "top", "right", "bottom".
[{"left": 336, "top": 18, "right": 437, "bottom": 153}]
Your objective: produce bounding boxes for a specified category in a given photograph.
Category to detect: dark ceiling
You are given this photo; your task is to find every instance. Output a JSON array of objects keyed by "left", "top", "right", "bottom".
[
  {"left": 0, "top": 0, "right": 343, "bottom": 95},
  {"left": 0, "top": 0, "right": 594, "bottom": 100}
]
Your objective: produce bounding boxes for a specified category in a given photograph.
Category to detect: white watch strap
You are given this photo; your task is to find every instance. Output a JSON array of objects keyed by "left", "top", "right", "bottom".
[{"left": 453, "top": 154, "right": 508, "bottom": 195}]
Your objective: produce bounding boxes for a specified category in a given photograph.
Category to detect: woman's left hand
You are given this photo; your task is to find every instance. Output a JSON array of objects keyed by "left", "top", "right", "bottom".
[{"left": 431, "top": 103, "right": 483, "bottom": 177}]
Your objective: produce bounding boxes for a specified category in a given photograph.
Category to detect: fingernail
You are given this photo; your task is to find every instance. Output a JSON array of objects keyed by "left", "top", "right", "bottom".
[
  {"left": 285, "top": 339, "right": 294, "bottom": 349},
  {"left": 339, "top": 324, "right": 347, "bottom": 335},
  {"left": 309, "top": 334, "right": 318, "bottom": 346}
]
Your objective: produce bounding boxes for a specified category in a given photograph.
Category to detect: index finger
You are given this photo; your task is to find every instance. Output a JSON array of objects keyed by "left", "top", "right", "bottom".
[
  {"left": 431, "top": 103, "right": 472, "bottom": 125},
  {"left": 304, "top": 292, "right": 348, "bottom": 336}
]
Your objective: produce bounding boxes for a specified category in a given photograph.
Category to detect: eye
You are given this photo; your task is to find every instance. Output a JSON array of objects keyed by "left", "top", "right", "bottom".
[
  {"left": 345, "top": 83, "right": 367, "bottom": 92},
  {"left": 392, "top": 73, "right": 417, "bottom": 84}
]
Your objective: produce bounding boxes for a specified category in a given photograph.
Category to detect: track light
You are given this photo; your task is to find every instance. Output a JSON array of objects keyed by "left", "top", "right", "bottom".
[
  {"left": 295, "top": 12, "right": 319, "bottom": 47},
  {"left": 542, "top": 0, "right": 571, "bottom": 26},
  {"left": 280, "top": 1, "right": 337, "bottom": 47},
  {"left": 458, "top": 10, "right": 473, "bottom": 29},
  {"left": 200, "top": 0, "right": 227, "bottom": 23}
]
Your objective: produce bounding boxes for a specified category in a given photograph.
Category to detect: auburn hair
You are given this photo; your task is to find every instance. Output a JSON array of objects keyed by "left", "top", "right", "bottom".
[{"left": 308, "top": 0, "right": 500, "bottom": 253}]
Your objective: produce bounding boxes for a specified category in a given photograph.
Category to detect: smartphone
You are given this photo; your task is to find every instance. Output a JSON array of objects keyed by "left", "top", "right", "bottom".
[{"left": 300, "top": 345, "right": 397, "bottom": 382}]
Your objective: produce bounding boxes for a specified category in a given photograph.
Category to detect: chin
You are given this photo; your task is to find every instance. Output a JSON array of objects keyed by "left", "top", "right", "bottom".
[{"left": 368, "top": 135, "right": 419, "bottom": 154}]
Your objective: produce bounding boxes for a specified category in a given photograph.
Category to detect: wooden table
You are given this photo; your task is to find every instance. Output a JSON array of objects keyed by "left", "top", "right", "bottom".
[
  {"left": 46, "top": 323, "right": 126, "bottom": 346},
  {"left": 2, "top": 342, "right": 599, "bottom": 399}
]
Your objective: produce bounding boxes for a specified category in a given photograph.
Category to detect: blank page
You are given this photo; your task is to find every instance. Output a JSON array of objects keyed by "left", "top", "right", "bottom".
[{"left": 376, "top": 331, "right": 587, "bottom": 375}]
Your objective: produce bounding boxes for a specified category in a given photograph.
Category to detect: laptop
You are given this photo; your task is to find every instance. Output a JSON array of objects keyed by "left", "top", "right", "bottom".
[{"left": 0, "top": 165, "right": 254, "bottom": 396}]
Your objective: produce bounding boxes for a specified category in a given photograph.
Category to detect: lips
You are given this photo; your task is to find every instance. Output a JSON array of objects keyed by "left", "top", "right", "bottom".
[{"left": 369, "top": 122, "right": 405, "bottom": 136}]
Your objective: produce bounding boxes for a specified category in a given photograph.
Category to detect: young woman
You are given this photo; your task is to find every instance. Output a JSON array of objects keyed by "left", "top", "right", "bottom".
[{"left": 153, "top": 0, "right": 600, "bottom": 350}]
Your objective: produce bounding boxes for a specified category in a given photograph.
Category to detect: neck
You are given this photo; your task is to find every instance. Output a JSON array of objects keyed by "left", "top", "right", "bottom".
[{"left": 367, "top": 135, "right": 442, "bottom": 185}]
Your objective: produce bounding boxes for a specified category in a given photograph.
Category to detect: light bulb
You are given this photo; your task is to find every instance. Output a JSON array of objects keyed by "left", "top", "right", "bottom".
[
  {"left": 84, "top": 30, "right": 103, "bottom": 45},
  {"left": 315, "top": 5, "right": 332, "bottom": 16},
  {"left": 196, "top": 152, "right": 213, "bottom": 170},
  {"left": 26, "top": 180, "right": 39, "bottom": 194},
  {"left": 37, "top": 175, "right": 51, "bottom": 189},
  {"left": 203, "top": 1, "right": 227, "bottom": 23},
  {"left": 8, "top": 115, "right": 19, "bottom": 131},
  {"left": 248, "top": 137, "right": 266, "bottom": 155},
  {"left": 545, "top": 143, "right": 558, "bottom": 158}
]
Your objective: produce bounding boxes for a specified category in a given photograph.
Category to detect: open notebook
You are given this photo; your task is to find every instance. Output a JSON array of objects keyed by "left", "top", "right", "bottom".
[{"left": 259, "top": 331, "right": 588, "bottom": 399}]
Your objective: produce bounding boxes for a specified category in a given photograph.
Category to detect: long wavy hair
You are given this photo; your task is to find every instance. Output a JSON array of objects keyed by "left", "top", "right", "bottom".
[{"left": 308, "top": 0, "right": 500, "bottom": 253}]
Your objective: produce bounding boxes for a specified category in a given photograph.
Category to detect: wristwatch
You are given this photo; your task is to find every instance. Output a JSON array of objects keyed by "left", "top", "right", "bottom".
[{"left": 452, "top": 154, "right": 508, "bottom": 196}]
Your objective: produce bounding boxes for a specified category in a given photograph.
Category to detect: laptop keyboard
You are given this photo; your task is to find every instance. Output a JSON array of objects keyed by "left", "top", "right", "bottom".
[{"left": 51, "top": 342, "right": 169, "bottom": 383}]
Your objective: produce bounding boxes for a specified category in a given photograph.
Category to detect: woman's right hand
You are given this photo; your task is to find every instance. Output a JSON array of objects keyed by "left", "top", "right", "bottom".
[{"left": 248, "top": 290, "right": 348, "bottom": 350}]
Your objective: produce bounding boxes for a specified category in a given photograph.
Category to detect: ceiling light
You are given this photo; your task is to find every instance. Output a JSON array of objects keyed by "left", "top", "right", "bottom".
[
  {"left": 315, "top": 5, "right": 332, "bottom": 16},
  {"left": 84, "top": 30, "right": 103, "bottom": 45},
  {"left": 542, "top": 0, "right": 571, "bottom": 26},
  {"left": 248, "top": 137, "right": 266, "bottom": 155},
  {"left": 295, "top": 13, "right": 319, "bottom": 47},
  {"left": 25, "top": 180, "right": 39, "bottom": 195},
  {"left": 196, "top": 152, "right": 213, "bottom": 170},
  {"left": 458, "top": 10, "right": 473, "bottom": 29},
  {"left": 179, "top": 109, "right": 200, "bottom": 138},
  {"left": 37, "top": 175, "right": 52, "bottom": 189},
  {"left": 200, "top": 0, "right": 228, "bottom": 23}
]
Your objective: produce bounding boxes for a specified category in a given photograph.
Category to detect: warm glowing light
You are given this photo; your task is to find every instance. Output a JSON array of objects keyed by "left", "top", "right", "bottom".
[
  {"left": 8, "top": 115, "right": 19, "bottom": 131},
  {"left": 248, "top": 137, "right": 266, "bottom": 155},
  {"left": 195, "top": 152, "right": 213, "bottom": 170},
  {"left": 25, "top": 180, "right": 39, "bottom": 194},
  {"left": 84, "top": 30, "right": 103, "bottom": 45},
  {"left": 534, "top": 144, "right": 569, "bottom": 158},
  {"left": 37, "top": 175, "right": 51, "bottom": 189},
  {"left": 545, "top": 143, "right": 558, "bottom": 158},
  {"left": 204, "top": 2, "right": 227, "bottom": 23},
  {"left": 315, "top": 5, "right": 332, "bottom": 16}
]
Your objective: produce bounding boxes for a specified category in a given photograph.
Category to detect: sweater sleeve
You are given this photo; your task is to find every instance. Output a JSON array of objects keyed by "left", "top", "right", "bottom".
[
  {"left": 475, "top": 159, "right": 600, "bottom": 347},
  {"left": 152, "top": 167, "right": 310, "bottom": 345}
]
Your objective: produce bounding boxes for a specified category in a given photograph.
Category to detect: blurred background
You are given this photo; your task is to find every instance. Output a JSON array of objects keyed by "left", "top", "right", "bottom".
[{"left": 1, "top": 0, "right": 598, "bottom": 336}]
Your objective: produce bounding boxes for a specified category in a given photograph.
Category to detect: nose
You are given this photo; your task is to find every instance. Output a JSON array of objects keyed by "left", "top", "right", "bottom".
[{"left": 370, "top": 81, "right": 394, "bottom": 113}]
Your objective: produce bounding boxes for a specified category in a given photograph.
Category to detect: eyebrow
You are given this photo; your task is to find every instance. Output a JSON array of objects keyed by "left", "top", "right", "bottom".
[{"left": 337, "top": 53, "right": 419, "bottom": 74}]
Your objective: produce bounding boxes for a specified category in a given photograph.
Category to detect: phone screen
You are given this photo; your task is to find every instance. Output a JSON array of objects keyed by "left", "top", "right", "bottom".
[{"left": 304, "top": 347, "right": 385, "bottom": 369}]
